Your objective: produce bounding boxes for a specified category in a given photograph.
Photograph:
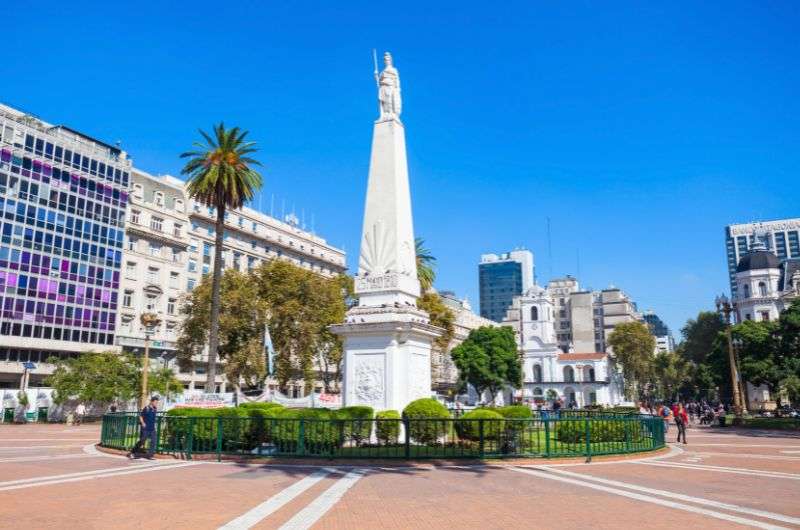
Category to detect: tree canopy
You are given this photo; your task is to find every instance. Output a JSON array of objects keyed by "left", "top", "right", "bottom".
[
  {"left": 45, "top": 352, "right": 181, "bottom": 406},
  {"left": 607, "top": 321, "right": 656, "bottom": 400},
  {"left": 177, "top": 260, "right": 350, "bottom": 394},
  {"left": 450, "top": 326, "right": 522, "bottom": 402}
]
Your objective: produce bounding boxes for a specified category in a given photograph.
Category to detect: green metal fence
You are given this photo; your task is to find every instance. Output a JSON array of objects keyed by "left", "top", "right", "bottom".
[{"left": 101, "top": 412, "right": 665, "bottom": 460}]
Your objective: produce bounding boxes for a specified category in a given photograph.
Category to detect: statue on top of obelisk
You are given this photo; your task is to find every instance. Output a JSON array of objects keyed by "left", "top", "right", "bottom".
[{"left": 375, "top": 51, "right": 402, "bottom": 122}]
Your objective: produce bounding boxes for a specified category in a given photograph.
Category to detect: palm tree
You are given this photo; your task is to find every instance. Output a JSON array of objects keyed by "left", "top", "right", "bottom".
[
  {"left": 181, "top": 123, "right": 262, "bottom": 391},
  {"left": 415, "top": 237, "right": 436, "bottom": 293}
]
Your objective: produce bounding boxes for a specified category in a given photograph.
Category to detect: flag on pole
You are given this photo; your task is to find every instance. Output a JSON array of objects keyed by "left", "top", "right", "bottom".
[{"left": 264, "top": 323, "right": 276, "bottom": 376}]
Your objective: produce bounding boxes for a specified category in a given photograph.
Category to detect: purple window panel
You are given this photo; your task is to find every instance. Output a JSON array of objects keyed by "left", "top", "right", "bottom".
[
  {"left": 61, "top": 260, "right": 70, "bottom": 272},
  {"left": 7, "top": 273, "right": 17, "bottom": 287},
  {"left": 1, "top": 149, "right": 11, "bottom": 162},
  {"left": 33, "top": 160, "right": 42, "bottom": 172},
  {"left": 22, "top": 252, "right": 31, "bottom": 264},
  {"left": 43, "top": 164, "right": 52, "bottom": 176}
]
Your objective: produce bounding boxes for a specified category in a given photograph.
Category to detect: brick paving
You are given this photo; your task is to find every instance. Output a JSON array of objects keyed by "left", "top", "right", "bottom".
[{"left": 0, "top": 423, "right": 798, "bottom": 529}]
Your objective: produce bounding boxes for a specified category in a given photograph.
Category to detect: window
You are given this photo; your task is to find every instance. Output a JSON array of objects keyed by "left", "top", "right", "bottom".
[
  {"left": 122, "top": 290, "right": 133, "bottom": 308},
  {"left": 169, "top": 271, "right": 179, "bottom": 288},
  {"left": 761, "top": 311, "right": 770, "bottom": 322},
  {"left": 167, "top": 298, "right": 176, "bottom": 315},
  {"left": 149, "top": 243, "right": 162, "bottom": 257},
  {"left": 150, "top": 216, "right": 163, "bottom": 232},
  {"left": 133, "top": 184, "right": 143, "bottom": 198},
  {"left": 743, "top": 284, "right": 750, "bottom": 298},
  {"left": 127, "top": 236, "right": 138, "bottom": 251},
  {"left": 147, "top": 266, "right": 159, "bottom": 283},
  {"left": 563, "top": 366, "right": 575, "bottom": 382},
  {"left": 188, "top": 259, "right": 197, "bottom": 272},
  {"left": 530, "top": 306, "right": 538, "bottom": 320},
  {"left": 189, "top": 239, "right": 199, "bottom": 253},
  {"left": 125, "top": 261, "right": 137, "bottom": 279},
  {"left": 745, "top": 313, "right": 752, "bottom": 321},
  {"left": 144, "top": 293, "right": 159, "bottom": 313},
  {"left": 173, "top": 223, "right": 182, "bottom": 237},
  {"left": 187, "top": 279, "right": 196, "bottom": 291},
  {"left": 130, "top": 210, "right": 140, "bottom": 224},
  {"left": 759, "top": 282, "right": 767, "bottom": 296},
  {"left": 533, "top": 364, "right": 542, "bottom": 383},
  {"left": 174, "top": 199, "right": 184, "bottom": 212},
  {"left": 165, "top": 321, "right": 177, "bottom": 337},
  {"left": 154, "top": 192, "right": 164, "bottom": 207}
]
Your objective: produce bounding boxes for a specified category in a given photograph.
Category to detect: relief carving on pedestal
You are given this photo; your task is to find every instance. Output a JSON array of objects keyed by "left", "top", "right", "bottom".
[
  {"left": 355, "top": 359, "right": 385, "bottom": 404},
  {"left": 409, "top": 354, "right": 429, "bottom": 399}
]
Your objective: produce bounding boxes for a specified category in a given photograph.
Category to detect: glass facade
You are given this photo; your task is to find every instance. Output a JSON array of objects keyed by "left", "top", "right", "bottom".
[
  {"left": 0, "top": 117, "right": 129, "bottom": 352},
  {"left": 479, "top": 260, "right": 523, "bottom": 322}
]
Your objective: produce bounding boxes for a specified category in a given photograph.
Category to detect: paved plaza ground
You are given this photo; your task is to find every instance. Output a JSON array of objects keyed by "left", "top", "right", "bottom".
[{"left": 0, "top": 423, "right": 799, "bottom": 529}]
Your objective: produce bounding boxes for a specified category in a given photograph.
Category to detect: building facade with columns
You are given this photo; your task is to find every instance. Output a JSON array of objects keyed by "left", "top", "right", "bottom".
[{"left": 503, "top": 285, "right": 625, "bottom": 407}]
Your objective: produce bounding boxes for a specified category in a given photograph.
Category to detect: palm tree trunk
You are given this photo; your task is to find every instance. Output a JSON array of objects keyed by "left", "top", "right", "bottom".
[{"left": 206, "top": 205, "right": 226, "bottom": 392}]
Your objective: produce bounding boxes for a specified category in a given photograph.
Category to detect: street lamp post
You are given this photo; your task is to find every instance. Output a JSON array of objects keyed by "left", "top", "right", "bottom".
[
  {"left": 714, "top": 294, "right": 747, "bottom": 419},
  {"left": 140, "top": 313, "right": 162, "bottom": 408}
]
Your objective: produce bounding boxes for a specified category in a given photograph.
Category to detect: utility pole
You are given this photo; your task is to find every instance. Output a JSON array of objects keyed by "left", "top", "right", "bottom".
[{"left": 715, "top": 294, "right": 747, "bottom": 420}]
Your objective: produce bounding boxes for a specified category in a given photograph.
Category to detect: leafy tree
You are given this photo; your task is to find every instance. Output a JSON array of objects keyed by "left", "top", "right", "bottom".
[
  {"left": 253, "top": 260, "right": 349, "bottom": 393},
  {"left": 653, "top": 351, "right": 692, "bottom": 401},
  {"left": 415, "top": 237, "right": 436, "bottom": 293},
  {"left": 181, "top": 123, "right": 263, "bottom": 391},
  {"left": 417, "top": 292, "right": 455, "bottom": 353},
  {"left": 607, "top": 321, "right": 656, "bottom": 400},
  {"left": 450, "top": 326, "right": 522, "bottom": 402},
  {"left": 177, "top": 269, "right": 266, "bottom": 389},
  {"left": 45, "top": 352, "right": 181, "bottom": 407},
  {"left": 680, "top": 311, "right": 725, "bottom": 364}
]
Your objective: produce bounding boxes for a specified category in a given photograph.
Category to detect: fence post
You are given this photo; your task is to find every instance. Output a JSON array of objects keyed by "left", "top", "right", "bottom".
[
  {"left": 544, "top": 417, "right": 550, "bottom": 457},
  {"left": 298, "top": 418, "right": 306, "bottom": 456},
  {"left": 479, "top": 419, "right": 485, "bottom": 459},
  {"left": 403, "top": 417, "right": 410, "bottom": 459},
  {"left": 216, "top": 417, "right": 223, "bottom": 462},
  {"left": 156, "top": 415, "right": 162, "bottom": 455},
  {"left": 585, "top": 419, "right": 592, "bottom": 462},
  {"left": 186, "top": 417, "right": 195, "bottom": 460}
]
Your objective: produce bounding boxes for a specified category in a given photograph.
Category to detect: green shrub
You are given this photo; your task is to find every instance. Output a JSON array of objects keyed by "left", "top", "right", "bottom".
[
  {"left": 403, "top": 398, "right": 451, "bottom": 445},
  {"left": 455, "top": 409, "right": 504, "bottom": 441},
  {"left": 375, "top": 410, "right": 401, "bottom": 444},
  {"left": 238, "top": 402, "right": 285, "bottom": 415},
  {"left": 337, "top": 406, "right": 374, "bottom": 446},
  {"left": 497, "top": 405, "right": 532, "bottom": 419},
  {"left": 273, "top": 408, "right": 340, "bottom": 451},
  {"left": 554, "top": 418, "right": 643, "bottom": 444},
  {"left": 605, "top": 406, "right": 639, "bottom": 415},
  {"left": 554, "top": 420, "right": 585, "bottom": 443}
]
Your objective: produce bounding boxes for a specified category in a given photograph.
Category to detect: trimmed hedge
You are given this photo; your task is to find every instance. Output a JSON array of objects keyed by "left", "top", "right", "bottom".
[
  {"left": 274, "top": 408, "right": 339, "bottom": 451},
  {"left": 555, "top": 419, "right": 643, "bottom": 443},
  {"left": 403, "top": 398, "right": 451, "bottom": 445},
  {"left": 455, "top": 409, "right": 504, "bottom": 441},
  {"left": 375, "top": 410, "right": 401, "bottom": 444},
  {"left": 337, "top": 406, "right": 374, "bottom": 446},
  {"left": 497, "top": 405, "right": 533, "bottom": 419}
]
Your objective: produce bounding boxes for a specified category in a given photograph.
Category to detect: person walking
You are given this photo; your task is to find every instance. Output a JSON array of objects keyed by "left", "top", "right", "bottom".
[
  {"left": 674, "top": 402, "right": 688, "bottom": 444},
  {"left": 658, "top": 403, "right": 672, "bottom": 435},
  {"left": 129, "top": 396, "right": 159, "bottom": 460},
  {"left": 74, "top": 403, "right": 86, "bottom": 425}
]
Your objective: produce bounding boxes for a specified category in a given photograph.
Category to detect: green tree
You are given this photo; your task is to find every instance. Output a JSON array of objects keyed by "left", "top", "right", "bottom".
[
  {"left": 415, "top": 237, "right": 436, "bottom": 293},
  {"left": 181, "top": 123, "right": 263, "bottom": 391},
  {"left": 253, "top": 260, "right": 349, "bottom": 393},
  {"left": 45, "top": 352, "right": 181, "bottom": 407},
  {"left": 450, "top": 326, "right": 522, "bottom": 402},
  {"left": 653, "top": 351, "right": 692, "bottom": 401},
  {"left": 607, "top": 321, "right": 656, "bottom": 400},
  {"left": 417, "top": 292, "right": 455, "bottom": 353},
  {"left": 176, "top": 269, "right": 266, "bottom": 390},
  {"left": 680, "top": 311, "right": 725, "bottom": 364}
]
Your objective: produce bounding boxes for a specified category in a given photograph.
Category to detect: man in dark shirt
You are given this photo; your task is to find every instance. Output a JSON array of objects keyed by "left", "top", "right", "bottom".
[{"left": 129, "top": 396, "right": 159, "bottom": 459}]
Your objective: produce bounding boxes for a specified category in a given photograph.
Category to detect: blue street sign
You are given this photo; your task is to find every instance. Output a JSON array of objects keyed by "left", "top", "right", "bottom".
[{"left": 22, "top": 362, "right": 36, "bottom": 370}]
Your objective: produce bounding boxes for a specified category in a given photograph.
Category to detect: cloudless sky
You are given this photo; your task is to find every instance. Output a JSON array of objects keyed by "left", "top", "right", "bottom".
[{"left": 3, "top": 1, "right": 798, "bottom": 336}]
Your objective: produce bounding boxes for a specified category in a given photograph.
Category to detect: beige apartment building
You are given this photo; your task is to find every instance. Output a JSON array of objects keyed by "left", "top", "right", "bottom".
[{"left": 118, "top": 169, "right": 347, "bottom": 393}]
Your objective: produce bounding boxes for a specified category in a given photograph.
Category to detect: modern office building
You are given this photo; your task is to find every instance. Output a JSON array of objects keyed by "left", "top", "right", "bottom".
[
  {"left": 643, "top": 311, "right": 674, "bottom": 353},
  {"left": 725, "top": 218, "right": 800, "bottom": 297},
  {"left": 0, "top": 103, "right": 131, "bottom": 387},
  {"left": 118, "top": 168, "right": 347, "bottom": 393},
  {"left": 478, "top": 249, "right": 534, "bottom": 322}
]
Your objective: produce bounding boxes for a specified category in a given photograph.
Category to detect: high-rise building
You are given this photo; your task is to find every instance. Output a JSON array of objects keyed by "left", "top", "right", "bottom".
[
  {"left": 478, "top": 249, "right": 534, "bottom": 322},
  {"left": 725, "top": 218, "right": 800, "bottom": 297},
  {"left": 0, "top": 103, "right": 131, "bottom": 387},
  {"left": 643, "top": 311, "right": 674, "bottom": 353},
  {"left": 545, "top": 276, "right": 580, "bottom": 351}
]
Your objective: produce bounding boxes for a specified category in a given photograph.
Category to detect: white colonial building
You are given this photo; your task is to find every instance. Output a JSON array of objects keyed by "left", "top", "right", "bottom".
[{"left": 503, "top": 285, "right": 625, "bottom": 407}]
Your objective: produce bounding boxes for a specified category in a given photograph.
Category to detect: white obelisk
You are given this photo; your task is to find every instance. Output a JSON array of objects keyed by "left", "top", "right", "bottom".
[{"left": 331, "top": 52, "right": 441, "bottom": 412}]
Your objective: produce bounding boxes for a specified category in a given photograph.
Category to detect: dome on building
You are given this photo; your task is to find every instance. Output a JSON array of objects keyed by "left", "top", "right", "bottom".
[{"left": 736, "top": 250, "right": 781, "bottom": 273}]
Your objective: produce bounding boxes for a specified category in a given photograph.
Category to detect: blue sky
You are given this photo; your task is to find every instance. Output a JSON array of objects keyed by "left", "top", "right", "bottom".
[{"left": 3, "top": 1, "right": 798, "bottom": 337}]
